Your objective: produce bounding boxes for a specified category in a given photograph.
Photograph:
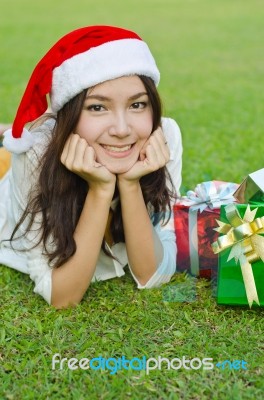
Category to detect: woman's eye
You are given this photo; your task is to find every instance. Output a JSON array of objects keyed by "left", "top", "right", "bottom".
[
  {"left": 87, "top": 104, "right": 105, "bottom": 112},
  {"left": 131, "top": 102, "right": 147, "bottom": 109}
]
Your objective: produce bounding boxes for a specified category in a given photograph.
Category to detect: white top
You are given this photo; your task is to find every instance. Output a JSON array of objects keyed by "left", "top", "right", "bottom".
[{"left": 0, "top": 117, "right": 182, "bottom": 304}]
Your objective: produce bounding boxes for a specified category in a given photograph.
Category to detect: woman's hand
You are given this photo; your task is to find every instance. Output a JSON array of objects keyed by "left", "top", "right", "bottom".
[
  {"left": 61, "top": 133, "right": 116, "bottom": 194},
  {"left": 118, "top": 127, "right": 170, "bottom": 183}
]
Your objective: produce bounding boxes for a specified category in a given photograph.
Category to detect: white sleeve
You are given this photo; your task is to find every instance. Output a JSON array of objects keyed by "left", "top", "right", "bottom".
[
  {"left": 27, "top": 250, "right": 52, "bottom": 305},
  {"left": 161, "top": 117, "right": 183, "bottom": 196},
  {"left": 6, "top": 122, "right": 53, "bottom": 304},
  {"left": 128, "top": 224, "right": 176, "bottom": 289}
]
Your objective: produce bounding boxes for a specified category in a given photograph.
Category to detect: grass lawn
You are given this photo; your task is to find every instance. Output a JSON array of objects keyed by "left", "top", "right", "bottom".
[{"left": 1, "top": 0, "right": 264, "bottom": 399}]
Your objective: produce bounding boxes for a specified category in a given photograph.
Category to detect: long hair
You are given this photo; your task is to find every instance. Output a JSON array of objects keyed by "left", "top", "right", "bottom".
[{"left": 10, "top": 76, "right": 176, "bottom": 267}]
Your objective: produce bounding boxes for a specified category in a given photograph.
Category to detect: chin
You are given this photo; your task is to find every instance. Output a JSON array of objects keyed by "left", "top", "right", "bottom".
[
  {"left": 105, "top": 160, "right": 137, "bottom": 174},
  {"left": 107, "top": 165, "right": 132, "bottom": 174}
]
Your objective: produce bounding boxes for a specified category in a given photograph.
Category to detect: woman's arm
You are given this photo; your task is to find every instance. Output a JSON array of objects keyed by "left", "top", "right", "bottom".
[
  {"left": 161, "top": 117, "right": 183, "bottom": 196},
  {"left": 117, "top": 127, "right": 170, "bottom": 285},
  {"left": 51, "top": 134, "right": 116, "bottom": 308},
  {"left": 118, "top": 179, "right": 164, "bottom": 285},
  {"left": 51, "top": 187, "right": 113, "bottom": 308}
]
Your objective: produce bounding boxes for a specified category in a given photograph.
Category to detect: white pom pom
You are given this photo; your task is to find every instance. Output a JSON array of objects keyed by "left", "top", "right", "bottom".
[{"left": 3, "top": 128, "right": 35, "bottom": 154}]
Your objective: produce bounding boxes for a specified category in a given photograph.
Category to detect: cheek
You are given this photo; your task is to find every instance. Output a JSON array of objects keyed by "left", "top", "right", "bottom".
[
  {"left": 136, "top": 117, "right": 153, "bottom": 144},
  {"left": 76, "top": 115, "right": 98, "bottom": 143},
  {"left": 140, "top": 111, "right": 154, "bottom": 136}
]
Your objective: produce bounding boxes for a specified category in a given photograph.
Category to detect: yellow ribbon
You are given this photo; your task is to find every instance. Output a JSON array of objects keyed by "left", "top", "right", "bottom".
[{"left": 212, "top": 203, "right": 264, "bottom": 307}]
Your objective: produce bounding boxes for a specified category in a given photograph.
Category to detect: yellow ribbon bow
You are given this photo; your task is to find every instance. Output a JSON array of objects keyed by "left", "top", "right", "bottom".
[{"left": 212, "top": 203, "right": 264, "bottom": 307}]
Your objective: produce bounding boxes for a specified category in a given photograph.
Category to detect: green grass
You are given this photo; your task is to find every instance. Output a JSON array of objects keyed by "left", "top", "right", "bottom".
[
  {"left": 1, "top": 269, "right": 264, "bottom": 399},
  {"left": 1, "top": 0, "right": 264, "bottom": 399}
]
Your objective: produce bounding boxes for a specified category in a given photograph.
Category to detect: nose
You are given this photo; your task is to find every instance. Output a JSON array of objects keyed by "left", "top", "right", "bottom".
[{"left": 108, "top": 111, "right": 131, "bottom": 138}]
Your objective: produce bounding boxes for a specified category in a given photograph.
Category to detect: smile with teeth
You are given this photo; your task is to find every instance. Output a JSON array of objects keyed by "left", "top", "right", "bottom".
[{"left": 101, "top": 144, "right": 133, "bottom": 152}]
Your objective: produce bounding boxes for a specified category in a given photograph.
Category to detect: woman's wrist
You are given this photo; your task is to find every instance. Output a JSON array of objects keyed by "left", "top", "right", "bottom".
[
  {"left": 117, "top": 176, "right": 141, "bottom": 193},
  {"left": 88, "top": 182, "right": 116, "bottom": 200}
]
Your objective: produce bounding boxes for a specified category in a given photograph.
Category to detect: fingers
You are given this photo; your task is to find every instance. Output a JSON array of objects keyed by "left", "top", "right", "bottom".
[
  {"left": 83, "top": 145, "right": 101, "bottom": 168},
  {"left": 152, "top": 127, "right": 170, "bottom": 161},
  {"left": 144, "top": 128, "right": 170, "bottom": 170},
  {"left": 139, "top": 139, "right": 148, "bottom": 161},
  {"left": 60, "top": 133, "right": 116, "bottom": 186},
  {"left": 60, "top": 135, "right": 71, "bottom": 165},
  {"left": 61, "top": 134, "right": 89, "bottom": 171},
  {"left": 60, "top": 134, "right": 79, "bottom": 167},
  {"left": 72, "top": 138, "right": 88, "bottom": 171}
]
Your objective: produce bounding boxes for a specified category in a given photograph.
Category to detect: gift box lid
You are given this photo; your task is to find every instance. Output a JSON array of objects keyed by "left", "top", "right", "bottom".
[{"left": 234, "top": 168, "right": 264, "bottom": 203}]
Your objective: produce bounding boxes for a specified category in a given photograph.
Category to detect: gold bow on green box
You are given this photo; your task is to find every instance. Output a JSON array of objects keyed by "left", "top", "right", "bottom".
[{"left": 212, "top": 203, "right": 264, "bottom": 307}]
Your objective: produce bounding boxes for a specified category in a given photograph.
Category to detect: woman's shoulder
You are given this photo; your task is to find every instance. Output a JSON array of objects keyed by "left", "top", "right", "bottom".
[
  {"left": 161, "top": 117, "right": 183, "bottom": 194},
  {"left": 29, "top": 117, "right": 55, "bottom": 150},
  {"left": 161, "top": 117, "right": 181, "bottom": 141},
  {"left": 161, "top": 117, "right": 182, "bottom": 158},
  {"left": 19, "top": 117, "right": 55, "bottom": 164},
  {"left": 10, "top": 117, "right": 55, "bottom": 176}
]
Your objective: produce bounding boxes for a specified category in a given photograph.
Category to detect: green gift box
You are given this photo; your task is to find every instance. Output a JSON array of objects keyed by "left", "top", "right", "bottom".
[
  {"left": 212, "top": 168, "right": 264, "bottom": 307},
  {"left": 214, "top": 203, "right": 264, "bottom": 307}
]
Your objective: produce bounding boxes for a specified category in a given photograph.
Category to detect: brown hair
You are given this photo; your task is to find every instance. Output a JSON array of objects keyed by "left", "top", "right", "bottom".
[{"left": 9, "top": 76, "right": 176, "bottom": 267}]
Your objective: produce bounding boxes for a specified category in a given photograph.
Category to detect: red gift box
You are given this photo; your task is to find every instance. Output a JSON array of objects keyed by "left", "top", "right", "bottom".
[
  {"left": 173, "top": 181, "right": 238, "bottom": 279},
  {"left": 174, "top": 204, "right": 220, "bottom": 278}
]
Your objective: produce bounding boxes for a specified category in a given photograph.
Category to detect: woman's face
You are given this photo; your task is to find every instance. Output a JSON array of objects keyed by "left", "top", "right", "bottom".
[{"left": 76, "top": 76, "right": 153, "bottom": 174}]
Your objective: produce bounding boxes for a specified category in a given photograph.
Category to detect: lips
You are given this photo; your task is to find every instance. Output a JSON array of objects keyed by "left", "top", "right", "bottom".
[
  {"left": 101, "top": 144, "right": 133, "bottom": 152},
  {"left": 100, "top": 143, "right": 135, "bottom": 158}
]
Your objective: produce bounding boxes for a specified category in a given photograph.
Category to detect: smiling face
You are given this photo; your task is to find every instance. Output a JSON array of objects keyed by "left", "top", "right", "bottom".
[{"left": 75, "top": 76, "right": 153, "bottom": 174}]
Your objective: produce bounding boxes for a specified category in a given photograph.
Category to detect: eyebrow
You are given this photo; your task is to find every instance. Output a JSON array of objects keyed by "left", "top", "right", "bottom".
[{"left": 85, "top": 92, "right": 148, "bottom": 101}]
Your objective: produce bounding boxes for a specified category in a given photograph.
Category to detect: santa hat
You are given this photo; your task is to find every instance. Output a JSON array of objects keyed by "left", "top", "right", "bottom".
[{"left": 3, "top": 25, "right": 160, "bottom": 154}]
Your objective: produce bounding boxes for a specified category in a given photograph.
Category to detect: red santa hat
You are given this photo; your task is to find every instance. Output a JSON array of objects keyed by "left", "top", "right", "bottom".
[{"left": 3, "top": 25, "right": 160, "bottom": 154}]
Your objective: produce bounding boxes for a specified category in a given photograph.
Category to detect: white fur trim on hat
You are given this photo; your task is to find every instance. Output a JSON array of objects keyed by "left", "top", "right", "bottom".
[
  {"left": 3, "top": 128, "right": 35, "bottom": 154},
  {"left": 51, "top": 38, "right": 160, "bottom": 112}
]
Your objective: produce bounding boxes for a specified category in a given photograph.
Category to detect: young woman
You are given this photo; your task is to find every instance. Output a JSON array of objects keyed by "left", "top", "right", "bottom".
[{"left": 0, "top": 25, "right": 182, "bottom": 308}]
